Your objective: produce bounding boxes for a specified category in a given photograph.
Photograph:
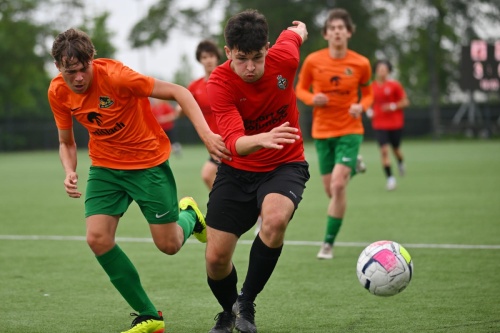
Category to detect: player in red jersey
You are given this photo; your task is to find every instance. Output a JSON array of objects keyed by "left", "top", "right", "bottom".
[
  {"left": 204, "top": 10, "right": 309, "bottom": 333},
  {"left": 370, "top": 60, "right": 409, "bottom": 190},
  {"left": 150, "top": 98, "right": 182, "bottom": 156},
  {"left": 185, "top": 40, "right": 222, "bottom": 189},
  {"left": 48, "top": 28, "right": 229, "bottom": 333}
]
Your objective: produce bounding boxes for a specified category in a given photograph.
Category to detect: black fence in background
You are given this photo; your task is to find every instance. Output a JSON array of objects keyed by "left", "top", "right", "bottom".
[{"left": 1, "top": 104, "right": 499, "bottom": 152}]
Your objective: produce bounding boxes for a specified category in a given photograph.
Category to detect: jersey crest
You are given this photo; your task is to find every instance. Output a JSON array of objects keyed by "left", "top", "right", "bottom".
[
  {"left": 277, "top": 75, "right": 288, "bottom": 90},
  {"left": 99, "top": 96, "right": 114, "bottom": 108}
]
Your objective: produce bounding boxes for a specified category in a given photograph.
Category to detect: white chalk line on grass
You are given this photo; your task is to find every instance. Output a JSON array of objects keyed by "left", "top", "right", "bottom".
[{"left": 1, "top": 234, "right": 499, "bottom": 250}]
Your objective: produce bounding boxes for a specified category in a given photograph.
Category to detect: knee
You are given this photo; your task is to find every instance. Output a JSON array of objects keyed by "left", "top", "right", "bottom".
[
  {"left": 156, "top": 241, "right": 181, "bottom": 255},
  {"left": 260, "top": 213, "right": 288, "bottom": 241},
  {"left": 330, "top": 178, "right": 347, "bottom": 196},
  {"left": 206, "top": 249, "right": 231, "bottom": 273},
  {"left": 86, "top": 232, "right": 114, "bottom": 255}
]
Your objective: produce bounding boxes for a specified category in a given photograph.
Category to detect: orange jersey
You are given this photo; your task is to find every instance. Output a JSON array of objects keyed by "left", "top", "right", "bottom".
[
  {"left": 296, "top": 49, "right": 373, "bottom": 138},
  {"left": 48, "top": 58, "right": 170, "bottom": 169}
]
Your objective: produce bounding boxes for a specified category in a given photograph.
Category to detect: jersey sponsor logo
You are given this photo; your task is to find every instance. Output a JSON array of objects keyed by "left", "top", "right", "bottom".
[
  {"left": 244, "top": 105, "right": 289, "bottom": 131},
  {"left": 87, "top": 112, "right": 103, "bottom": 126},
  {"left": 92, "top": 122, "right": 126, "bottom": 136},
  {"left": 330, "top": 75, "right": 341, "bottom": 86},
  {"left": 345, "top": 67, "right": 353, "bottom": 75},
  {"left": 99, "top": 96, "right": 114, "bottom": 108},
  {"left": 277, "top": 75, "right": 288, "bottom": 90},
  {"left": 341, "top": 156, "right": 352, "bottom": 162}
]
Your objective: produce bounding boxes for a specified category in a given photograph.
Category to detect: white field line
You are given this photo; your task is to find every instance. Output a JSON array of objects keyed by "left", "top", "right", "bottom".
[{"left": 1, "top": 235, "right": 499, "bottom": 250}]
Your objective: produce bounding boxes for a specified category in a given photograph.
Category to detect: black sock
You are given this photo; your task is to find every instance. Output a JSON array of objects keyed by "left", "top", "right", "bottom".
[
  {"left": 240, "top": 234, "right": 283, "bottom": 302},
  {"left": 208, "top": 265, "right": 238, "bottom": 312},
  {"left": 397, "top": 157, "right": 404, "bottom": 164},
  {"left": 384, "top": 166, "right": 392, "bottom": 178}
]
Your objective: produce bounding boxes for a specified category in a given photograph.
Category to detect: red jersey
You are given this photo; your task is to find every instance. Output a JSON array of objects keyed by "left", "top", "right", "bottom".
[
  {"left": 207, "top": 30, "right": 305, "bottom": 172},
  {"left": 48, "top": 59, "right": 170, "bottom": 169},
  {"left": 188, "top": 77, "right": 217, "bottom": 132},
  {"left": 371, "top": 80, "right": 405, "bottom": 130},
  {"left": 151, "top": 101, "right": 176, "bottom": 131}
]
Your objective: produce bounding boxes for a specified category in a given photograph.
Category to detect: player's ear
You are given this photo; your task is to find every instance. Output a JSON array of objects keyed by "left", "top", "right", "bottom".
[
  {"left": 54, "top": 61, "right": 61, "bottom": 72},
  {"left": 224, "top": 46, "right": 232, "bottom": 60}
]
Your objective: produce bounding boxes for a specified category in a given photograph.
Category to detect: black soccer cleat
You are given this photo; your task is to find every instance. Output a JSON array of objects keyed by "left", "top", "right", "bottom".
[
  {"left": 209, "top": 310, "right": 236, "bottom": 333},
  {"left": 232, "top": 298, "right": 257, "bottom": 333}
]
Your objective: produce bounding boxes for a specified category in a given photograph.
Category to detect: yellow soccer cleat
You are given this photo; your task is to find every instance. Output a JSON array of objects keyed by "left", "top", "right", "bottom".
[
  {"left": 121, "top": 311, "right": 165, "bottom": 333},
  {"left": 179, "top": 196, "right": 207, "bottom": 243}
]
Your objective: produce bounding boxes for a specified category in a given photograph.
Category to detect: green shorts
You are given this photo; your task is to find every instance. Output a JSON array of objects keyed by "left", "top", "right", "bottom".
[
  {"left": 314, "top": 134, "right": 363, "bottom": 176},
  {"left": 85, "top": 161, "right": 179, "bottom": 224}
]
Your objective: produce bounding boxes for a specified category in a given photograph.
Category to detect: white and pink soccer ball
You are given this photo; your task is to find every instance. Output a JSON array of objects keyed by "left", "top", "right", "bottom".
[{"left": 356, "top": 240, "right": 414, "bottom": 296}]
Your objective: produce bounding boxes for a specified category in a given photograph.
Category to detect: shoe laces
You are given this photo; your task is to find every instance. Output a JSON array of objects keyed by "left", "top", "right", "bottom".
[
  {"left": 238, "top": 300, "right": 256, "bottom": 323},
  {"left": 213, "top": 311, "right": 234, "bottom": 328},
  {"left": 129, "top": 312, "right": 162, "bottom": 327}
]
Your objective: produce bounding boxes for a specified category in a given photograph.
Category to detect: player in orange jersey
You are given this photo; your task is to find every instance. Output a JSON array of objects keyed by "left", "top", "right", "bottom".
[
  {"left": 296, "top": 8, "right": 373, "bottom": 260},
  {"left": 369, "top": 59, "right": 409, "bottom": 191},
  {"left": 48, "top": 28, "right": 230, "bottom": 333}
]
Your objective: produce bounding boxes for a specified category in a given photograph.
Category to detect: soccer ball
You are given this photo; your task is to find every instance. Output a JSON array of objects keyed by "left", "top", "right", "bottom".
[{"left": 356, "top": 240, "right": 413, "bottom": 296}]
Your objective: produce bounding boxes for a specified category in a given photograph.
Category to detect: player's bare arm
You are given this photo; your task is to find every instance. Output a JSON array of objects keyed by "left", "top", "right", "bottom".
[
  {"left": 350, "top": 82, "right": 374, "bottom": 117},
  {"left": 235, "top": 122, "right": 300, "bottom": 155},
  {"left": 287, "top": 21, "right": 308, "bottom": 42},
  {"left": 151, "top": 79, "right": 231, "bottom": 162},
  {"left": 58, "top": 128, "right": 81, "bottom": 198},
  {"left": 382, "top": 94, "right": 410, "bottom": 111}
]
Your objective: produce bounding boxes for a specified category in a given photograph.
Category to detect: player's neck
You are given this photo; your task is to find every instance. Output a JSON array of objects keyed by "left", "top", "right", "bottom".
[
  {"left": 328, "top": 45, "right": 348, "bottom": 59},
  {"left": 376, "top": 77, "right": 387, "bottom": 83}
]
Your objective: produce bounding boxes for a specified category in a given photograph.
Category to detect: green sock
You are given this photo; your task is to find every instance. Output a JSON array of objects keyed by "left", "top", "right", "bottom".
[
  {"left": 178, "top": 209, "right": 196, "bottom": 244},
  {"left": 324, "top": 216, "right": 343, "bottom": 245},
  {"left": 96, "top": 245, "right": 158, "bottom": 318}
]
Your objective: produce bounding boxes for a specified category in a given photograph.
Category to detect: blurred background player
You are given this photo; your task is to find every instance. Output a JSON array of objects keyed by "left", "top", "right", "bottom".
[
  {"left": 150, "top": 98, "right": 182, "bottom": 156},
  {"left": 369, "top": 59, "right": 410, "bottom": 191},
  {"left": 179, "top": 40, "right": 221, "bottom": 189},
  {"left": 296, "top": 8, "right": 373, "bottom": 260}
]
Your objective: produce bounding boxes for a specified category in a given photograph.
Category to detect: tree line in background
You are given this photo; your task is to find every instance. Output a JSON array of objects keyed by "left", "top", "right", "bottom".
[{"left": 1, "top": 0, "right": 499, "bottom": 127}]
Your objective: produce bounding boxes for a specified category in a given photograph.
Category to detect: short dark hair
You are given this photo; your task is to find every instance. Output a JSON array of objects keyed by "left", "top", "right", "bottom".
[
  {"left": 51, "top": 28, "right": 96, "bottom": 68},
  {"left": 322, "top": 8, "right": 356, "bottom": 34},
  {"left": 374, "top": 59, "right": 393, "bottom": 73},
  {"left": 224, "top": 9, "right": 268, "bottom": 53},
  {"left": 195, "top": 40, "right": 221, "bottom": 62}
]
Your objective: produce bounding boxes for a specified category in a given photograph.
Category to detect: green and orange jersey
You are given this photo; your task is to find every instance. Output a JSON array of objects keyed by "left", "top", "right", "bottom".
[
  {"left": 296, "top": 49, "right": 373, "bottom": 139},
  {"left": 48, "top": 58, "right": 170, "bottom": 169}
]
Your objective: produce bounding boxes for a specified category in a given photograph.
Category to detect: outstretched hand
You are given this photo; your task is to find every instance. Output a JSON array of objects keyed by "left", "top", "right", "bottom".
[
  {"left": 288, "top": 21, "right": 308, "bottom": 42},
  {"left": 260, "top": 122, "right": 300, "bottom": 150}
]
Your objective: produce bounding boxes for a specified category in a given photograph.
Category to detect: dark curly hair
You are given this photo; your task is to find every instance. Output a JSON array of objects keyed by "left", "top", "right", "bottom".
[
  {"left": 195, "top": 40, "right": 222, "bottom": 62},
  {"left": 374, "top": 59, "right": 393, "bottom": 73},
  {"left": 51, "top": 28, "right": 96, "bottom": 68},
  {"left": 224, "top": 9, "right": 268, "bottom": 53}
]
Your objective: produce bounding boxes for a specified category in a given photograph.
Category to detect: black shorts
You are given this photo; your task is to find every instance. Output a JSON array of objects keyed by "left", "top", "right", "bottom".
[
  {"left": 206, "top": 162, "right": 310, "bottom": 237},
  {"left": 374, "top": 129, "right": 403, "bottom": 148},
  {"left": 208, "top": 156, "right": 220, "bottom": 165}
]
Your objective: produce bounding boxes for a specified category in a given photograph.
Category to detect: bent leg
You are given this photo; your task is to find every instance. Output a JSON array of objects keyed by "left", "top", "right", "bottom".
[{"left": 88, "top": 214, "right": 158, "bottom": 317}]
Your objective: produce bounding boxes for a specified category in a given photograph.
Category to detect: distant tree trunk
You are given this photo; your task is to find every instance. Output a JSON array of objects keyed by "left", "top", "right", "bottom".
[{"left": 428, "top": 19, "right": 441, "bottom": 139}]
